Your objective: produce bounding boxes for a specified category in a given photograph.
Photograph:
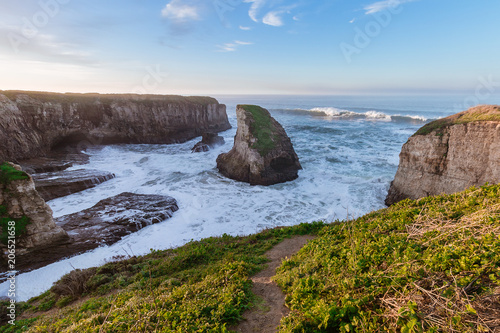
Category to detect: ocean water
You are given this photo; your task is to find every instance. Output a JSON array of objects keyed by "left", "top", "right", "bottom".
[{"left": 3, "top": 94, "right": 500, "bottom": 301}]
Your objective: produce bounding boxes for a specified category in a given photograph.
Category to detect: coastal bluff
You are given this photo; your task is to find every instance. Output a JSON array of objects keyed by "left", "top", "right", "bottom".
[
  {"left": 0, "top": 91, "right": 231, "bottom": 161},
  {"left": 217, "top": 105, "right": 301, "bottom": 185},
  {"left": 386, "top": 105, "right": 500, "bottom": 205}
]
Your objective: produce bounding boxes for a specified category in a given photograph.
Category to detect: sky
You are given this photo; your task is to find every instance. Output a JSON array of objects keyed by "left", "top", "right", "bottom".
[{"left": 0, "top": 0, "right": 499, "bottom": 95}]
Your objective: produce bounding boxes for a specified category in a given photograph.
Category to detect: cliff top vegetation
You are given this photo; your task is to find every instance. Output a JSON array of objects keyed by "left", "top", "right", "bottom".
[
  {"left": 238, "top": 104, "right": 279, "bottom": 156},
  {"left": 414, "top": 105, "right": 500, "bottom": 136},
  {"left": 0, "top": 91, "right": 219, "bottom": 107}
]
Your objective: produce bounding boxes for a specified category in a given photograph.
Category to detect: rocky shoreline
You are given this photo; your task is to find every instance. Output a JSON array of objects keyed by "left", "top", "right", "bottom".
[{"left": 0, "top": 91, "right": 235, "bottom": 275}]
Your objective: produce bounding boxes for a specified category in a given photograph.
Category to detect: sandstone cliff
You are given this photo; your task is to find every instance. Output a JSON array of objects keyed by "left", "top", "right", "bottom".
[
  {"left": 217, "top": 105, "right": 301, "bottom": 185},
  {"left": 0, "top": 162, "right": 69, "bottom": 258},
  {"left": 386, "top": 105, "right": 500, "bottom": 205},
  {"left": 0, "top": 91, "right": 231, "bottom": 161}
]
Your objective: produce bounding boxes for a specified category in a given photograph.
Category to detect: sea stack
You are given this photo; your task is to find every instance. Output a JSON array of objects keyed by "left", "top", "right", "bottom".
[
  {"left": 386, "top": 105, "right": 500, "bottom": 205},
  {"left": 216, "top": 105, "right": 301, "bottom": 185}
]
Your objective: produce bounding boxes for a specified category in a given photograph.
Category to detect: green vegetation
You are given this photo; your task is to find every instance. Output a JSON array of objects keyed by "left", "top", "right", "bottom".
[
  {"left": 0, "top": 163, "right": 29, "bottom": 186},
  {"left": 239, "top": 104, "right": 278, "bottom": 156},
  {"left": 414, "top": 105, "right": 500, "bottom": 136},
  {"left": 275, "top": 184, "right": 500, "bottom": 332},
  {"left": 0, "top": 209, "right": 30, "bottom": 245},
  {"left": 1, "top": 223, "right": 324, "bottom": 332},
  {"left": 3, "top": 184, "right": 500, "bottom": 332},
  {"left": 0, "top": 90, "right": 217, "bottom": 107},
  {"left": 0, "top": 163, "right": 30, "bottom": 244}
]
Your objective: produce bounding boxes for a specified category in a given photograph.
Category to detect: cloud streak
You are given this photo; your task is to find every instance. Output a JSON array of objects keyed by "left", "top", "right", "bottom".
[
  {"left": 217, "top": 40, "right": 253, "bottom": 52},
  {"left": 364, "top": 0, "right": 416, "bottom": 14},
  {"left": 162, "top": 0, "right": 200, "bottom": 21}
]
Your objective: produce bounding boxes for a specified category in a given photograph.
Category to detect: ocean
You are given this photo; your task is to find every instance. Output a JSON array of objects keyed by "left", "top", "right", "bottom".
[{"left": 3, "top": 94, "right": 500, "bottom": 301}]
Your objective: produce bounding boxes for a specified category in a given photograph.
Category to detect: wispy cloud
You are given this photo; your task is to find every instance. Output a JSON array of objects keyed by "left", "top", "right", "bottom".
[
  {"left": 263, "top": 10, "right": 286, "bottom": 27},
  {"left": 244, "top": 0, "right": 266, "bottom": 22},
  {"left": 217, "top": 40, "right": 253, "bottom": 52},
  {"left": 239, "top": 26, "right": 252, "bottom": 31},
  {"left": 0, "top": 24, "right": 95, "bottom": 65},
  {"left": 364, "top": 0, "right": 416, "bottom": 14},
  {"left": 161, "top": 0, "right": 200, "bottom": 21}
]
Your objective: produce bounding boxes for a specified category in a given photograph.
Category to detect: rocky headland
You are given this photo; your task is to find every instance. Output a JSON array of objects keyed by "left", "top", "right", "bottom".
[
  {"left": 0, "top": 162, "right": 179, "bottom": 273},
  {"left": 0, "top": 163, "right": 69, "bottom": 257},
  {"left": 0, "top": 91, "right": 231, "bottom": 162},
  {"left": 216, "top": 105, "right": 302, "bottom": 186},
  {"left": 386, "top": 105, "right": 500, "bottom": 205}
]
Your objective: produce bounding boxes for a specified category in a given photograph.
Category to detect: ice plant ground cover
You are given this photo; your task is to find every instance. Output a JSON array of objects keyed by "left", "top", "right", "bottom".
[{"left": 2, "top": 184, "right": 500, "bottom": 332}]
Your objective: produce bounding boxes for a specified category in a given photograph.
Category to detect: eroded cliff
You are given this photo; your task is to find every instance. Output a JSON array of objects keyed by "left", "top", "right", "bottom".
[
  {"left": 386, "top": 105, "right": 500, "bottom": 205},
  {"left": 0, "top": 162, "right": 69, "bottom": 261},
  {"left": 0, "top": 91, "right": 231, "bottom": 161}
]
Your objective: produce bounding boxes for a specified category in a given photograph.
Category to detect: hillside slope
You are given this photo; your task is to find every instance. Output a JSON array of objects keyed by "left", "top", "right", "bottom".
[{"left": 2, "top": 185, "right": 500, "bottom": 332}]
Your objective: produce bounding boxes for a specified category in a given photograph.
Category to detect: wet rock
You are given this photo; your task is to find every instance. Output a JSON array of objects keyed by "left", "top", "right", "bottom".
[
  {"left": 33, "top": 169, "right": 115, "bottom": 201},
  {"left": 191, "top": 143, "right": 210, "bottom": 153},
  {"left": 217, "top": 105, "right": 302, "bottom": 185},
  {"left": 19, "top": 151, "right": 90, "bottom": 174},
  {"left": 191, "top": 132, "right": 225, "bottom": 153},
  {"left": 8, "top": 192, "right": 178, "bottom": 274}
]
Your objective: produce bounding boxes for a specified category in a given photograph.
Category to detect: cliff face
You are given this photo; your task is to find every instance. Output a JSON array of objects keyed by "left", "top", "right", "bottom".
[
  {"left": 0, "top": 163, "right": 69, "bottom": 258},
  {"left": 386, "top": 105, "right": 500, "bottom": 205},
  {"left": 0, "top": 91, "right": 231, "bottom": 161},
  {"left": 217, "top": 105, "right": 301, "bottom": 185}
]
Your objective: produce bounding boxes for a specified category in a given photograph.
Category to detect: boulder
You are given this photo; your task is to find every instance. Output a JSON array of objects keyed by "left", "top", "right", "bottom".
[
  {"left": 191, "top": 132, "right": 225, "bottom": 153},
  {"left": 216, "top": 105, "right": 301, "bottom": 185},
  {"left": 386, "top": 105, "right": 500, "bottom": 205},
  {"left": 0, "top": 162, "right": 69, "bottom": 260}
]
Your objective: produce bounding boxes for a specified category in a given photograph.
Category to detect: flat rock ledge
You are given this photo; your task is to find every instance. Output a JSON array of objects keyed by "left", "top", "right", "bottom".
[
  {"left": 33, "top": 169, "right": 116, "bottom": 201},
  {"left": 3, "top": 192, "right": 178, "bottom": 274}
]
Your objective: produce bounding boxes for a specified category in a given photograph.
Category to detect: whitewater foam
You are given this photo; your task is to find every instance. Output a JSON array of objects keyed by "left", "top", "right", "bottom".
[{"left": 304, "top": 107, "right": 428, "bottom": 122}]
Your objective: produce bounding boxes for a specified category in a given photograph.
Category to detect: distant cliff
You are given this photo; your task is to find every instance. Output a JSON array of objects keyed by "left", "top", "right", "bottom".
[
  {"left": 0, "top": 91, "right": 231, "bottom": 161},
  {"left": 386, "top": 105, "right": 500, "bottom": 205}
]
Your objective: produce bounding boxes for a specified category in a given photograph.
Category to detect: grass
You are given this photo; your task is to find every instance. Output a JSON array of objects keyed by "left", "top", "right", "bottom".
[
  {"left": 0, "top": 90, "right": 218, "bottom": 107},
  {"left": 238, "top": 105, "right": 279, "bottom": 156},
  {"left": 0, "top": 163, "right": 29, "bottom": 186},
  {"left": 2, "top": 185, "right": 500, "bottom": 332},
  {"left": 274, "top": 184, "right": 500, "bottom": 332},
  {"left": 414, "top": 105, "right": 500, "bottom": 136},
  {"left": 0, "top": 222, "right": 324, "bottom": 332},
  {"left": 0, "top": 163, "right": 31, "bottom": 245}
]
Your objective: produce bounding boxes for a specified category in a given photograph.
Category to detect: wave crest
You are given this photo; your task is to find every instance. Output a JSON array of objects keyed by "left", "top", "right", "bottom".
[{"left": 306, "top": 107, "right": 428, "bottom": 122}]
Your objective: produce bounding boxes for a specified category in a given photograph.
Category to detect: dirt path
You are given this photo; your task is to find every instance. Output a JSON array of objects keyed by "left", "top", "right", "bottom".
[{"left": 232, "top": 235, "right": 315, "bottom": 333}]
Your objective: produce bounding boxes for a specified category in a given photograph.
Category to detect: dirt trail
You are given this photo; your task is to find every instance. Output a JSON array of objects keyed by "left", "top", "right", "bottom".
[{"left": 232, "top": 235, "right": 315, "bottom": 333}]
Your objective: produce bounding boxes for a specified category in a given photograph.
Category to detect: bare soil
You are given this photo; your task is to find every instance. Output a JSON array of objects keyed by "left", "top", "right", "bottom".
[{"left": 232, "top": 235, "right": 315, "bottom": 333}]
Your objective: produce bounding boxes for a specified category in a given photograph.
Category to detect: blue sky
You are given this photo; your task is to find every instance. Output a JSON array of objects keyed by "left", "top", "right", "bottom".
[{"left": 0, "top": 0, "right": 499, "bottom": 95}]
